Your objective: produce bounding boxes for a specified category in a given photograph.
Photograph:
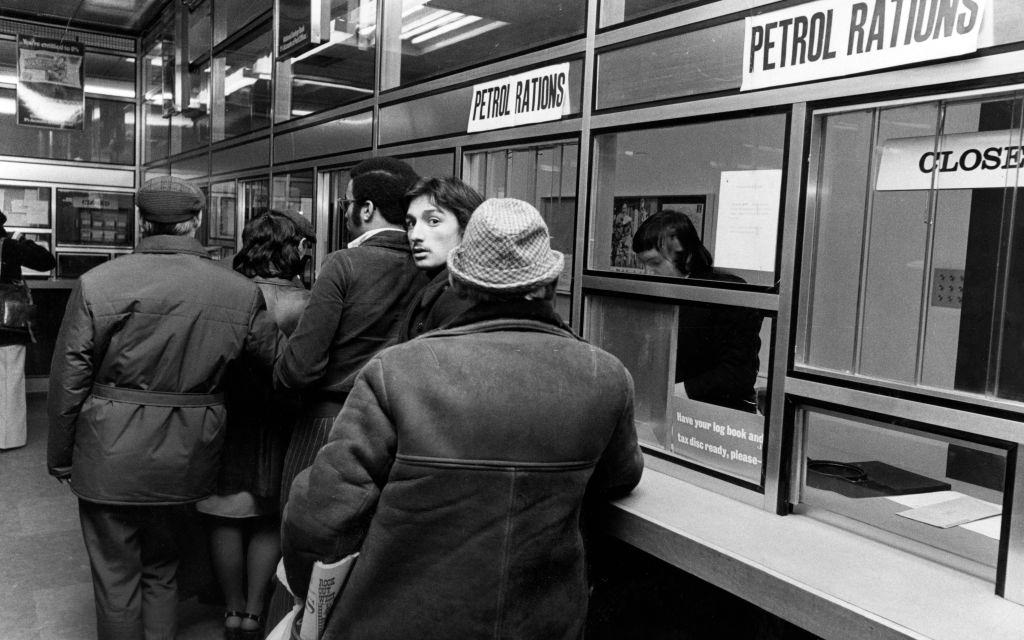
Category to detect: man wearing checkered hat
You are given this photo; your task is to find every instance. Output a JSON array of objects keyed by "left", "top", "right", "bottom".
[
  {"left": 281, "top": 198, "right": 644, "bottom": 640},
  {"left": 47, "top": 175, "right": 280, "bottom": 640}
]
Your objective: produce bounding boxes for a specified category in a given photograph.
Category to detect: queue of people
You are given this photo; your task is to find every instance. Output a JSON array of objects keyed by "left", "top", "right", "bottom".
[{"left": 42, "top": 159, "right": 644, "bottom": 640}]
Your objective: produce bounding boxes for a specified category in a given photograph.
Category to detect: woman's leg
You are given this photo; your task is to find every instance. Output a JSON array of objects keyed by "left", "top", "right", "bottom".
[
  {"left": 208, "top": 518, "right": 246, "bottom": 629},
  {"left": 241, "top": 516, "right": 281, "bottom": 631}
]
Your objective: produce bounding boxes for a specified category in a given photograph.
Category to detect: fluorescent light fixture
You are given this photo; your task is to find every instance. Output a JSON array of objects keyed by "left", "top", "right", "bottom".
[
  {"left": 419, "top": 21, "right": 504, "bottom": 54},
  {"left": 224, "top": 68, "right": 257, "bottom": 96},
  {"left": 411, "top": 14, "right": 481, "bottom": 44},
  {"left": 293, "top": 77, "right": 372, "bottom": 93},
  {"left": 291, "top": 109, "right": 313, "bottom": 116},
  {"left": 84, "top": 82, "right": 136, "bottom": 99},
  {"left": 401, "top": 10, "right": 455, "bottom": 39},
  {"left": 0, "top": 97, "right": 14, "bottom": 115}
]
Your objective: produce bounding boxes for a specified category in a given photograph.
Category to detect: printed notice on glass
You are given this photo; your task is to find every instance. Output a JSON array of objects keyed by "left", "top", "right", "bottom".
[
  {"left": 669, "top": 395, "right": 764, "bottom": 485},
  {"left": 17, "top": 35, "right": 84, "bottom": 130},
  {"left": 467, "top": 63, "right": 570, "bottom": 133},
  {"left": 713, "top": 170, "right": 782, "bottom": 273},
  {"left": 741, "top": 0, "right": 993, "bottom": 91},
  {"left": 877, "top": 130, "right": 1024, "bottom": 191}
]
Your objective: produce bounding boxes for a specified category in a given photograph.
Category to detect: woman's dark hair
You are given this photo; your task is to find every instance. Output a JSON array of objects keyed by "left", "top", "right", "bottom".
[
  {"left": 631, "top": 210, "right": 713, "bottom": 276},
  {"left": 405, "top": 177, "right": 484, "bottom": 229},
  {"left": 232, "top": 209, "right": 307, "bottom": 279}
]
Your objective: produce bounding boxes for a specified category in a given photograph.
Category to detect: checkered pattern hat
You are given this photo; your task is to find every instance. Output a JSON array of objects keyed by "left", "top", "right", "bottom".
[
  {"left": 447, "top": 198, "right": 564, "bottom": 293},
  {"left": 137, "top": 176, "right": 205, "bottom": 223}
]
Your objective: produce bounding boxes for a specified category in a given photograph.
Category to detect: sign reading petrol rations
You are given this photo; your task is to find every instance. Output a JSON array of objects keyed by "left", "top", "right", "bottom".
[
  {"left": 741, "top": 0, "right": 991, "bottom": 91},
  {"left": 467, "top": 63, "right": 570, "bottom": 133}
]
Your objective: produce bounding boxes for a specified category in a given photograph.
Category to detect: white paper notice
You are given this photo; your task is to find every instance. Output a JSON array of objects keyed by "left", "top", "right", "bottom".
[
  {"left": 713, "top": 170, "right": 782, "bottom": 272},
  {"left": 896, "top": 495, "right": 1001, "bottom": 529}
]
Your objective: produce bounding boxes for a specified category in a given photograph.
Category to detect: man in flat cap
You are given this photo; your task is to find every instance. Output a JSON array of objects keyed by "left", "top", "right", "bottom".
[
  {"left": 281, "top": 198, "right": 643, "bottom": 640},
  {"left": 47, "top": 175, "right": 280, "bottom": 640}
]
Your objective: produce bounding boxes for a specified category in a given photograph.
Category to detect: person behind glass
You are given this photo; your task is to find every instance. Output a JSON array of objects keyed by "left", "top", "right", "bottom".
[
  {"left": 632, "top": 210, "right": 761, "bottom": 412},
  {"left": 195, "top": 209, "right": 314, "bottom": 640},
  {"left": 400, "top": 176, "right": 483, "bottom": 340},
  {"left": 46, "top": 175, "right": 280, "bottom": 640},
  {"left": 0, "top": 210, "right": 55, "bottom": 450},
  {"left": 281, "top": 198, "right": 644, "bottom": 640}
]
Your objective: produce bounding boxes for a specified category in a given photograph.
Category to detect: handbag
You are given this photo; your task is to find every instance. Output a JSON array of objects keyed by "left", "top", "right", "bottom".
[{"left": 0, "top": 239, "right": 38, "bottom": 340}]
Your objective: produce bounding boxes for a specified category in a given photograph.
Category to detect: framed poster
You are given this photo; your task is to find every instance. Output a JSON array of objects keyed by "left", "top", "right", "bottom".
[
  {"left": 0, "top": 185, "right": 50, "bottom": 228},
  {"left": 609, "top": 195, "right": 706, "bottom": 272}
]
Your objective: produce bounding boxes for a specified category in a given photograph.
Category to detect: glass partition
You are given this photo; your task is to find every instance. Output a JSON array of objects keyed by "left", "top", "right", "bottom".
[
  {"left": 188, "top": 0, "right": 212, "bottom": 64},
  {"left": 204, "top": 180, "right": 238, "bottom": 261},
  {"left": 586, "top": 293, "right": 773, "bottom": 485},
  {"left": 380, "top": 0, "right": 584, "bottom": 90},
  {"left": 590, "top": 114, "right": 786, "bottom": 287},
  {"left": 464, "top": 142, "right": 578, "bottom": 320},
  {"left": 795, "top": 405, "right": 1008, "bottom": 580},
  {"left": 0, "top": 185, "right": 50, "bottom": 229},
  {"left": 271, "top": 170, "right": 314, "bottom": 218},
  {"left": 142, "top": 35, "right": 172, "bottom": 163},
  {"left": 213, "top": 0, "right": 273, "bottom": 46},
  {"left": 274, "top": 0, "right": 376, "bottom": 122},
  {"left": 213, "top": 25, "right": 272, "bottom": 141},
  {"left": 799, "top": 92, "right": 1024, "bottom": 406},
  {"left": 55, "top": 189, "right": 135, "bottom": 248},
  {"left": 599, "top": 0, "right": 705, "bottom": 28}
]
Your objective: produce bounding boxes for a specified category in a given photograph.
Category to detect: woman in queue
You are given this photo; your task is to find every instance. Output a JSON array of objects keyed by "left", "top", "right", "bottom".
[{"left": 196, "top": 209, "right": 314, "bottom": 640}]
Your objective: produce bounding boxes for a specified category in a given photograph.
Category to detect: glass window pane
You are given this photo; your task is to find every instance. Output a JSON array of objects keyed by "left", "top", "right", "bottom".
[
  {"left": 587, "top": 293, "right": 772, "bottom": 484},
  {"left": 381, "top": 0, "right": 584, "bottom": 90},
  {"left": 188, "top": 0, "right": 212, "bottom": 63},
  {"left": 214, "top": 0, "right": 272, "bottom": 46},
  {"left": 0, "top": 185, "right": 50, "bottom": 229},
  {"left": 464, "top": 142, "right": 578, "bottom": 320},
  {"left": 55, "top": 189, "right": 135, "bottom": 247},
  {"left": 590, "top": 114, "right": 785, "bottom": 287},
  {"left": 401, "top": 152, "right": 455, "bottom": 178},
  {"left": 0, "top": 89, "right": 134, "bottom": 164},
  {"left": 85, "top": 52, "right": 136, "bottom": 99},
  {"left": 599, "top": 0, "right": 706, "bottom": 28},
  {"left": 597, "top": 21, "right": 742, "bottom": 110},
  {"left": 177, "top": 64, "right": 211, "bottom": 153},
  {"left": 275, "top": 0, "right": 376, "bottom": 122},
  {"left": 143, "top": 36, "right": 172, "bottom": 163},
  {"left": 271, "top": 170, "right": 314, "bottom": 218},
  {"left": 213, "top": 26, "right": 272, "bottom": 141},
  {"left": 205, "top": 180, "right": 238, "bottom": 260},
  {"left": 801, "top": 92, "right": 1024, "bottom": 407},
  {"left": 798, "top": 406, "right": 1007, "bottom": 580}
]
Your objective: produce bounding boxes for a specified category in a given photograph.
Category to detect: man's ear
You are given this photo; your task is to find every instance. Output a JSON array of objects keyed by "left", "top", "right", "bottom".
[{"left": 361, "top": 200, "right": 375, "bottom": 223}]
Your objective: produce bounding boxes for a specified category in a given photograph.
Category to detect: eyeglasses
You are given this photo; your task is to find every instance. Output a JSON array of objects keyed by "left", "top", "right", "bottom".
[{"left": 339, "top": 198, "right": 356, "bottom": 211}]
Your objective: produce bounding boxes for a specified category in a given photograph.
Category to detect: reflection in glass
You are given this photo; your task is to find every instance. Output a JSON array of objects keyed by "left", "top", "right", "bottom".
[
  {"left": 204, "top": 180, "right": 238, "bottom": 261},
  {"left": 275, "top": 0, "right": 375, "bottom": 122},
  {"left": 213, "top": 0, "right": 272, "bottom": 46},
  {"left": 271, "top": 171, "right": 314, "bottom": 219},
  {"left": 143, "top": 36, "right": 172, "bottom": 163},
  {"left": 587, "top": 293, "right": 771, "bottom": 484},
  {"left": 599, "top": 0, "right": 705, "bottom": 27},
  {"left": 213, "top": 27, "right": 272, "bottom": 141},
  {"left": 381, "top": 0, "right": 584, "bottom": 89},
  {"left": 55, "top": 190, "right": 135, "bottom": 247}
]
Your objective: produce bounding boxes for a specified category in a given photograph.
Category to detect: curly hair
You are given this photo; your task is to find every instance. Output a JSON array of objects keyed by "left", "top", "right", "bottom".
[
  {"left": 232, "top": 210, "right": 307, "bottom": 279},
  {"left": 350, "top": 157, "right": 420, "bottom": 225}
]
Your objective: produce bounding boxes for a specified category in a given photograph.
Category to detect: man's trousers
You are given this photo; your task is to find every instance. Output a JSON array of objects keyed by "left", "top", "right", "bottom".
[{"left": 78, "top": 500, "right": 183, "bottom": 640}]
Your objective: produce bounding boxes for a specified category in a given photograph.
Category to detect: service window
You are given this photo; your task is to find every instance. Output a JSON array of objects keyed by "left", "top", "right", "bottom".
[
  {"left": 798, "top": 91, "right": 1024, "bottom": 406},
  {"left": 589, "top": 114, "right": 786, "bottom": 287},
  {"left": 464, "top": 142, "right": 578, "bottom": 320},
  {"left": 55, "top": 190, "right": 134, "bottom": 248}
]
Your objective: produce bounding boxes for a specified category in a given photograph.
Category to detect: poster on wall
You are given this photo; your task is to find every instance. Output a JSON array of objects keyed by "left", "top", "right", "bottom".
[
  {"left": 668, "top": 394, "right": 764, "bottom": 485},
  {"left": 713, "top": 170, "right": 781, "bottom": 273},
  {"left": 610, "top": 195, "right": 705, "bottom": 272},
  {"left": 16, "top": 35, "right": 85, "bottom": 130}
]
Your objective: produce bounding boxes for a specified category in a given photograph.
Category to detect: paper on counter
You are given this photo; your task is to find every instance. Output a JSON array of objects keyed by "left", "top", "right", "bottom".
[
  {"left": 896, "top": 495, "right": 1001, "bottom": 529},
  {"left": 960, "top": 515, "right": 1002, "bottom": 540},
  {"left": 886, "top": 490, "right": 960, "bottom": 509}
]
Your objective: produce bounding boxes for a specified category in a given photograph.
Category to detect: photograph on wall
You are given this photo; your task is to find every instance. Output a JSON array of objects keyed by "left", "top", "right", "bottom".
[
  {"left": 610, "top": 195, "right": 705, "bottom": 272},
  {"left": 16, "top": 35, "right": 85, "bottom": 130}
]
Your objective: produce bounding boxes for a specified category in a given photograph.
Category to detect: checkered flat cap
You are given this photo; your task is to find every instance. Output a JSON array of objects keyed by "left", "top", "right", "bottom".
[
  {"left": 137, "top": 175, "right": 205, "bottom": 223},
  {"left": 448, "top": 198, "right": 564, "bottom": 293}
]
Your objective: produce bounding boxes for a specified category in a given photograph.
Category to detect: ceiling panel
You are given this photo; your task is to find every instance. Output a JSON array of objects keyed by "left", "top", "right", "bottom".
[{"left": 0, "top": 0, "right": 168, "bottom": 33}]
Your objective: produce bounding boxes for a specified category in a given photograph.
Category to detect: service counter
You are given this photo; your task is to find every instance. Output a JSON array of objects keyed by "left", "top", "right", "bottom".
[{"left": 604, "top": 462, "right": 1024, "bottom": 640}]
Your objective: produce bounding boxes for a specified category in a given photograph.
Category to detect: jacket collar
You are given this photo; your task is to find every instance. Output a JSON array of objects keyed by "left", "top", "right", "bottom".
[
  {"left": 443, "top": 299, "right": 576, "bottom": 337},
  {"left": 133, "top": 235, "right": 210, "bottom": 257},
  {"left": 347, "top": 227, "right": 406, "bottom": 249}
]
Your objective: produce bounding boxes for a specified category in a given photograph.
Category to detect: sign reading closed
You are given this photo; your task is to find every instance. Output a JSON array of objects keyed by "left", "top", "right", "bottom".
[
  {"left": 467, "top": 63, "right": 570, "bottom": 133},
  {"left": 741, "top": 0, "right": 992, "bottom": 91},
  {"left": 877, "top": 130, "right": 1024, "bottom": 191}
]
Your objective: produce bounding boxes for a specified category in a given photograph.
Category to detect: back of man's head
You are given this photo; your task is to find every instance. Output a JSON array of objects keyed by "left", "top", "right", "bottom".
[
  {"left": 137, "top": 175, "right": 204, "bottom": 237},
  {"left": 350, "top": 157, "right": 419, "bottom": 226},
  {"left": 448, "top": 198, "right": 564, "bottom": 300}
]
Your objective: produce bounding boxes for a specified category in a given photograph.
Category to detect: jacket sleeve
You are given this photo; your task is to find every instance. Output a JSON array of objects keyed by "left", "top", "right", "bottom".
[
  {"left": 46, "top": 282, "right": 95, "bottom": 477},
  {"left": 587, "top": 366, "right": 643, "bottom": 499},
  {"left": 243, "top": 289, "right": 282, "bottom": 371},
  {"left": 9, "top": 237, "right": 57, "bottom": 272},
  {"left": 274, "top": 254, "right": 348, "bottom": 389},
  {"left": 281, "top": 357, "right": 396, "bottom": 597}
]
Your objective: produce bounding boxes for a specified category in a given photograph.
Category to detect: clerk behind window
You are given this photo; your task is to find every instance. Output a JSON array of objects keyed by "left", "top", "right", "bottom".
[
  {"left": 632, "top": 210, "right": 761, "bottom": 412},
  {"left": 0, "top": 210, "right": 55, "bottom": 450}
]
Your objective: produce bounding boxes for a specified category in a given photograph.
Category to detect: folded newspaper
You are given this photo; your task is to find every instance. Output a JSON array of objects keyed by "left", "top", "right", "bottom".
[
  {"left": 299, "top": 553, "right": 359, "bottom": 640},
  {"left": 273, "top": 553, "right": 359, "bottom": 640}
]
